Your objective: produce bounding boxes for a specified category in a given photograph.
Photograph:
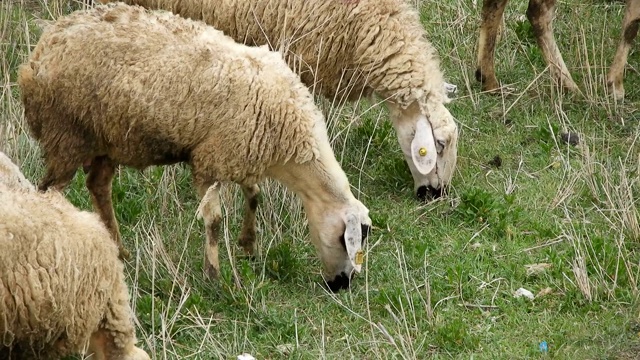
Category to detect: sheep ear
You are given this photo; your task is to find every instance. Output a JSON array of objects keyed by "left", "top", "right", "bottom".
[
  {"left": 343, "top": 213, "right": 363, "bottom": 272},
  {"left": 410, "top": 119, "right": 437, "bottom": 175}
]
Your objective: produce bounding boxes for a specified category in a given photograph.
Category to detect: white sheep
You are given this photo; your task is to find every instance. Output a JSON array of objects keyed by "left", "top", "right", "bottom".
[
  {"left": 18, "top": 3, "right": 372, "bottom": 292},
  {"left": 0, "top": 151, "right": 150, "bottom": 359},
  {"left": 98, "top": 0, "right": 460, "bottom": 200}
]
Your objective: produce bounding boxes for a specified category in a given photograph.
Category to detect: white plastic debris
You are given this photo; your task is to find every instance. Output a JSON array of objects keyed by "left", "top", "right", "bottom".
[
  {"left": 514, "top": 287, "right": 535, "bottom": 300},
  {"left": 238, "top": 354, "right": 256, "bottom": 360}
]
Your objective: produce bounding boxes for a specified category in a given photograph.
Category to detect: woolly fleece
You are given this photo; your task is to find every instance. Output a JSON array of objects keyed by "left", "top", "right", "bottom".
[
  {"left": 18, "top": 3, "right": 371, "bottom": 286},
  {"left": 98, "top": 0, "right": 459, "bottom": 195},
  {"left": 20, "top": 3, "right": 325, "bottom": 186},
  {"left": 0, "top": 152, "right": 148, "bottom": 359}
]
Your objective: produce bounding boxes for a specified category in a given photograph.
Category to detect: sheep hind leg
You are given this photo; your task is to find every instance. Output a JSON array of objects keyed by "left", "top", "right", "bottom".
[
  {"left": 476, "top": 0, "right": 509, "bottom": 92},
  {"left": 607, "top": 0, "right": 640, "bottom": 101},
  {"left": 195, "top": 181, "right": 223, "bottom": 280},
  {"left": 238, "top": 184, "right": 260, "bottom": 257},
  {"left": 526, "top": 0, "right": 578, "bottom": 92},
  {"left": 38, "top": 162, "right": 78, "bottom": 192},
  {"left": 86, "top": 156, "right": 129, "bottom": 260}
]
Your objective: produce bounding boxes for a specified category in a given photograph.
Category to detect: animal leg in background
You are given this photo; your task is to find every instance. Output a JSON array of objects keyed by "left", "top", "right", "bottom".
[
  {"left": 194, "top": 178, "right": 223, "bottom": 280},
  {"left": 526, "top": 0, "right": 578, "bottom": 91},
  {"left": 86, "top": 156, "right": 129, "bottom": 260},
  {"left": 607, "top": 0, "right": 640, "bottom": 100},
  {"left": 39, "top": 163, "right": 77, "bottom": 192},
  {"left": 476, "top": 0, "right": 509, "bottom": 91},
  {"left": 238, "top": 184, "right": 260, "bottom": 256}
]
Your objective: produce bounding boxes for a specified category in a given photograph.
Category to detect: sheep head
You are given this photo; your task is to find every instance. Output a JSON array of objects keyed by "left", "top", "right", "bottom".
[
  {"left": 304, "top": 199, "right": 371, "bottom": 293},
  {"left": 387, "top": 99, "right": 458, "bottom": 201}
]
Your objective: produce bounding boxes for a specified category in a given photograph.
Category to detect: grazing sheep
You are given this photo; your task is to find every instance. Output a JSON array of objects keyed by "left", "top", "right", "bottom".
[
  {"left": 18, "top": 3, "right": 372, "bottom": 291},
  {"left": 476, "top": 0, "right": 639, "bottom": 100},
  {"left": 0, "top": 152, "right": 150, "bottom": 360},
  {"left": 97, "top": 0, "right": 459, "bottom": 201}
]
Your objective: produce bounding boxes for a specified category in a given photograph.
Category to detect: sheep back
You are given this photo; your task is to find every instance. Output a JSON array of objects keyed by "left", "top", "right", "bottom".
[
  {"left": 110, "top": 0, "right": 448, "bottom": 109},
  {"left": 0, "top": 186, "right": 134, "bottom": 358},
  {"left": 0, "top": 153, "right": 34, "bottom": 191},
  {"left": 19, "top": 3, "right": 323, "bottom": 185}
]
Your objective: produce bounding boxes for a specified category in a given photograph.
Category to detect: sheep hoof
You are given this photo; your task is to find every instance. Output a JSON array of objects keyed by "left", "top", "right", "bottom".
[
  {"left": 204, "top": 263, "right": 219, "bottom": 280},
  {"left": 238, "top": 236, "right": 257, "bottom": 257},
  {"left": 118, "top": 247, "right": 131, "bottom": 261}
]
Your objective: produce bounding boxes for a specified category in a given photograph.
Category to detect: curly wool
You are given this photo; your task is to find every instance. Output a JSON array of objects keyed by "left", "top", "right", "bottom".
[
  {"left": 0, "top": 154, "right": 34, "bottom": 190},
  {"left": 100, "top": 0, "right": 448, "bottom": 112},
  {"left": 19, "top": 3, "right": 324, "bottom": 186},
  {"left": 0, "top": 188, "right": 137, "bottom": 358}
]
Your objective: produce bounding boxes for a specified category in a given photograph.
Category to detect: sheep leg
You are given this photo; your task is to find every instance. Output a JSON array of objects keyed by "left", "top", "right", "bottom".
[
  {"left": 38, "top": 163, "right": 78, "bottom": 192},
  {"left": 86, "top": 156, "right": 129, "bottom": 260},
  {"left": 607, "top": 0, "right": 640, "bottom": 100},
  {"left": 195, "top": 181, "right": 223, "bottom": 280},
  {"left": 526, "top": 0, "right": 578, "bottom": 91},
  {"left": 238, "top": 184, "right": 260, "bottom": 256},
  {"left": 476, "top": 0, "right": 509, "bottom": 92}
]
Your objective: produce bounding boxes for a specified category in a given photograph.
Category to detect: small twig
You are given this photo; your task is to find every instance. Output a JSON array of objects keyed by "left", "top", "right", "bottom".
[
  {"left": 519, "top": 236, "right": 566, "bottom": 253},
  {"left": 461, "top": 302, "right": 499, "bottom": 310}
]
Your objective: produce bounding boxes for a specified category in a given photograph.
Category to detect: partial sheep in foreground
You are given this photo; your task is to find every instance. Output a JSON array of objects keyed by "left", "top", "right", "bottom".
[
  {"left": 19, "top": 3, "right": 371, "bottom": 292},
  {"left": 476, "top": 0, "right": 639, "bottom": 100},
  {"left": 0, "top": 152, "right": 149, "bottom": 360},
  {"left": 98, "top": 0, "right": 459, "bottom": 201}
]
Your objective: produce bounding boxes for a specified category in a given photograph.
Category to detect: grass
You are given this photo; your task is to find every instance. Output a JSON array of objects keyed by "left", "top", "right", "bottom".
[{"left": 1, "top": 0, "right": 640, "bottom": 358}]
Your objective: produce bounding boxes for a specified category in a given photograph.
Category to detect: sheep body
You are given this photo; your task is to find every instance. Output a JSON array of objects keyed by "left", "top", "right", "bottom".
[
  {"left": 99, "top": 0, "right": 459, "bottom": 199},
  {"left": 0, "top": 152, "right": 149, "bottom": 360},
  {"left": 19, "top": 3, "right": 371, "bottom": 290},
  {"left": 23, "top": 5, "right": 316, "bottom": 186}
]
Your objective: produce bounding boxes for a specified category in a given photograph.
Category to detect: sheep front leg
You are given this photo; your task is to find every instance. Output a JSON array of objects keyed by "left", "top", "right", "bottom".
[
  {"left": 195, "top": 182, "right": 223, "bottom": 280},
  {"left": 526, "top": 0, "right": 578, "bottom": 91},
  {"left": 86, "top": 156, "right": 129, "bottom": 260},
  {"left": 606, "top": 0, "right": 640, "bottom": 100},
  {"left": 238, "top": 184, "right": 260, "bottom": 256},
  {"left": 476, "top": 0, "right": 509, "bottom": 92}
]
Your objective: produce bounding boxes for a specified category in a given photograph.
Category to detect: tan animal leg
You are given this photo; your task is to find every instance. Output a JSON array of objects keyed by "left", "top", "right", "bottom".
[
  {"left": 607, "top": 0, "right": 640, "bottom": 100},
  {"left": 86, "top": 156, "right": 129, "bottom": 260},
  {"left": 195, "top": 180, "right": 223, "bottom": 280},
  {"left": 477, "top": 0, "right": 509, "bottom": 92},
  {"left": 526, "top": 0, "right": 578, "bottom": 91},
  {"left": 38, "top": 162, "right": 78, "bottom": 192},
  {"left": 238, "top": 184, "right": 260, "bottom": 256}
]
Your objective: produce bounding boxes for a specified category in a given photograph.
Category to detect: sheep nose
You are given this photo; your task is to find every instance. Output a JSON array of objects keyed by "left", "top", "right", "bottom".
[
  {"left": 416, "top": 185, "right": 443, "bottom": 201},
  {"left": 325, "top": 272, "right": 352, "bottom": 293}
]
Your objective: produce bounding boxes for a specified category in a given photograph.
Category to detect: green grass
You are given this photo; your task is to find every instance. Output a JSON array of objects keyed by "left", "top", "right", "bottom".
[{"left": 2, "top": 0, "right": 640, "bottom": 358}]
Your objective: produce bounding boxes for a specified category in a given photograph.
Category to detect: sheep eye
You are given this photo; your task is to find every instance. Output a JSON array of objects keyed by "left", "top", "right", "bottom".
[{"left": 436, "top": 140, "right": 446, "bottom": 153}]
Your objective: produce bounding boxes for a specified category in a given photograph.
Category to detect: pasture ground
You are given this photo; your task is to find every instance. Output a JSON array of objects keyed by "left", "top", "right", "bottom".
[{"left": 1, "top": 0, "right": 639, "bottom": 358}]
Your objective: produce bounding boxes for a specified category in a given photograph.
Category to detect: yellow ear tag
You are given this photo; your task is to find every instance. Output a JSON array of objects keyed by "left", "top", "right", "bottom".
[
  {"left": 419, "top": 147, "right": 427, "bottom": 157},
  {"left": 355, "top": 250, "right": 364, "bottom": 265}
]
